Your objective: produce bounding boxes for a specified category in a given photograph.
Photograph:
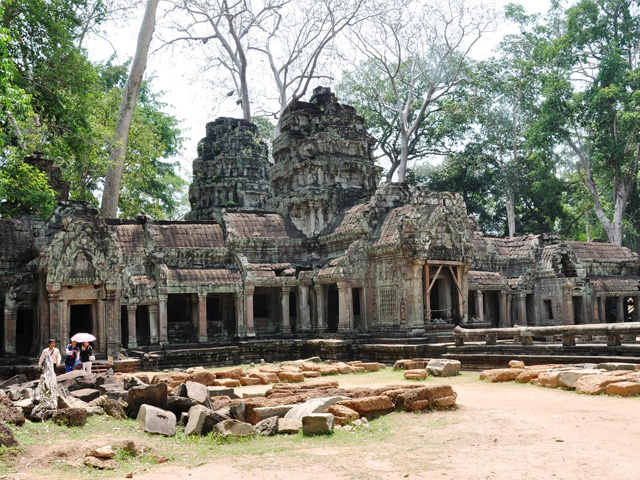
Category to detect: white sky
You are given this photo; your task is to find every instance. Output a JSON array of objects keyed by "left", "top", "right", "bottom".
[{"left": 85, "top": 0, "right": 552, "bottom": 181}]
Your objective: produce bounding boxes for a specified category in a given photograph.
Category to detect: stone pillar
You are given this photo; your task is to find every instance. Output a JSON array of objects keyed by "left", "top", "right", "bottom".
[
  {"left": 562, "top": 283, "right": 574, "bottom": 325},
  {"left": 406, "top": 260, "right": 425, "bottom": 329},
  {"left": 599, "top": 297, "right": 606, "bottom": 323},
  {"left": 235, "top": 290, "right": 245, "bottom": 337},
  {"left": 96, "top": 297, "right": 105, "bottom": 353},
  {"left": 499, "top": 291, "right": 508, "bottom": 327},
  {"left": 617, "top": 296, "right": 625, "bottom": 323},
  {"left": 191, "top": 294, "right": 199, "bottom": 329},
  {"left": 158, "top": 293, "right": 168, "bottom": 345},
  {"left": 245, "top": 284, "right": 255, "bottom": 336},
  {"left": 474, "top": 290, "right": 484, "bottom": 322},
  {"left": 314, "top": 284, "right": 325, "bottom": 331},
  {"left": 517, "top": 293, "right": 527, "bottom": 326},
  {"left": 281, "top": 287, "right": 291, "bottom": 333},
  {"left": 634, "top": 295, "right": 640, "bottom": 322},
  {"left": 198, "top": 292, "right": 208, "bottom": 342},
  {"left": 3, "top": 293, "right": 16, "bottom": 356},
  {"left": 337, "top": 281, "right": 350, "bottom": 332},
  {"left": 60, "top": 299, "right": 68, "bottom": 346},
  {"left": 298, "top": 283, "right": 311, "bottom": 332},
  {"left": 127, "top": 304, "right": 138, "bottom": 349},
  {"left": 148, "top": 304, "right": 159, "bottom": 344}
]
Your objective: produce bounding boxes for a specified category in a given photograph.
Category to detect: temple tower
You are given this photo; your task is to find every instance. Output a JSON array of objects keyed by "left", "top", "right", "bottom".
[
  {"left": 187, "top": 117, "right": 271, "bottom": 220},
  {"left": 270, "top": 87, "right": 381, "bottom": 236}
]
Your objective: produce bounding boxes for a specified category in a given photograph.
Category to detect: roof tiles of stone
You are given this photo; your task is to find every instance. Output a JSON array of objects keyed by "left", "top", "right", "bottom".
[
  {"left": 565, "top": 241, "right": 639, "bottom": 263},
  {"left": 333, "top": 203, "right": 369, "bottom": 234},
  {"left": 483, "top": 234, "right": 539, "bottom": 259},
  {"left": 167, "top": 268, "right": 240, "bottom": 284},
  {"left": 225, "top": 213, "right": 296, "bottom": 239},
  {"left": 588, "top": 276, "right": 640, "bottom": 294},
  {"left": 131, "top": 274, "right": 155, "bottom": 286},
  {"left": 468, "top": 270, "right": 505, "bottom": 286},
  {"left": 155, "top": 223, "right": 224, "bottom": 248},
  {"left": 377, "top": 205, "right": 412, "bottom": 244},
  {"left": 115, "top": 224, "right": 145, "bottom": 254}
]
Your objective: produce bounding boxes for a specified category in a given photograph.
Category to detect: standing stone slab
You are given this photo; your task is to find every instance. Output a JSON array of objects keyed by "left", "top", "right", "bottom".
[
  {"left": 185, "top": 405, "right": 226, "bottom": 436},
  {"left": 184, "top": 381, "right": 213, "bottom": 408},
  {"left": 302, "top": 414, "right": 334, "bottom": 436},
  {"left": 136, "top": 404, "right": 176, "bottom": 436},
  {"left": 128, "top": 383, "right": 168, "bottom": 418}
]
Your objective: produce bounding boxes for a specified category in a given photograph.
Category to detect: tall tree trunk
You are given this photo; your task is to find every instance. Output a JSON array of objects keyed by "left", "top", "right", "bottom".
[
  {"left": 397, "top": 127, "right": 409, "bottom": 183},
  {"left": 101, "top": 0, "right": 159, "bottom": 219},
  {"left": 506, "top": 188, "right": 516, "bottom": 238}
]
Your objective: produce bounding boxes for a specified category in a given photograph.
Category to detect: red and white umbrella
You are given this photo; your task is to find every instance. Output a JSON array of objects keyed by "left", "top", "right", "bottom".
[{"left": 70, "top": 332, "right": 96, "bottom": 343}]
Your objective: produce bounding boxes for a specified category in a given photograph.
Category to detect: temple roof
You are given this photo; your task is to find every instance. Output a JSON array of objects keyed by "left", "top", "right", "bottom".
[
  {"left": 588, "top": 276, "right": 640, "bottom": 294},
  {"left": 155, "top": 223, "right": 225, "bottom": 248},
  {"left": 225, "top": 212, "right": 300, "bottom": 239},
  {"left": 115, "top": 224, "right": 145, "bottom": 254},
  {"left": 468, "top": 270, "right": 505, "bottom": 286},
  {"left": 167, "top": 268, "right": 240, "bottom": 284},
  {"left": 564, "top": 241, "right": 639, "bottom": 263}
]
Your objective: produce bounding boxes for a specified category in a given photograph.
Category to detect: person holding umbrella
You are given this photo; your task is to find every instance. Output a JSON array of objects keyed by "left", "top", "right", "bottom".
[
  {"left": 65, "top": 339, "right": 80, "bottom": 372},
  {"left": 71, "top": 333, "right": 96, "bottom": 373}
]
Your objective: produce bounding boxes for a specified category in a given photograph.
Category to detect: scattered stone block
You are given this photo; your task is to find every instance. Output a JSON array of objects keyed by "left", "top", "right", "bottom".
[
  {"left": 215, "top": 368, "right": 244, "bottom": 380},
  {"left": 215, "top": 419, "right": 257, "bottom": 437},
  {"left": 427, "top": 359, "right": 461, "bottom": 377},
  {"left": 575, "top": 374, "right": 631, "bottom": 395},
  {"left": 240, "top": 377, "right": 262, "bottom": 386},
  {"left": 185, "top": 404, "right": 226, "bottom": 436},
  {"left": 558, "top": 370, "right": 602, "bottom": 389},
  {"left": 253, "top": 404, "right": 295, "bottom": 421},
  {"left": 324, "top": 404, "right": 359, "bottom": 425},
  {"left": 0, "top": 420, "right": 18, "bottom": 447},
  {"left": 56, "top": 371, "right": 98, "bottom": 392},
  {"left": 285, "top": 397, "right": 349, "bottom": 421},
  {"left": 277, "top": 418, "right": 301, "bottom": 434},
  {"left": 277, "top": 371, "right": 304, "bottom": 382},
  {"left": 337, "top": 396, "right": 394, "bottom": 419},
  {"left": 0, "top": 397, "right": 25, "bottom": 426},
  {"left": 605, "top": 381, "right": 640, "bottom": 397},
  {"left": 51, "top": 408, "right": 89, "bottom": 427},
  {"left": 250, "top": 372, "right": 279, "bottom": 384},
  {"left": 136, "top": 404, "right": 176, "bottom": 436},
  {"left": 88, "top": 445, "right": 116, "bottom": 459},
  {"left": 183, "top": 381, "right": 213, "bottom": 408},
  {"left": 255, "top": 416, "right": 278, "bottom": 436},
  {"left": 480, "top": 368, "right": 523, "bottom": 382},
  {"left": 128, "top": 383, "right": 168, "bottom": 418},
  {"left": 302, "top": 413, "right": 334, "bottom": 436},
  {"left": 208, "top": 386, "right": 239, "bottom": 399},
  {"left": 404, "top": 369, "right": 428, "bottom": 380},
  {"left": 302, "top": 371, "right": 321, "bottom": 378},
  {"left": 84, "top": 457, "right": 119, "bottom": 469},
  {"left": 71, "top": 388, "right": 101, "bottom": 403},
  {"left": 515, "top": 370, "right": 541, "bottom": 383},
  {"left": 0, "top": 375, "right": 28, "bottom": 390},
  {"left": 538, "top": 371, "right": 563, "bottom": 388},
  {"left": 597, "top": 363, "right": 637, "bottom": 371},
  {"left": 98, "top": 383, "right": 128, "bottom": 403},
  {"left": 215, "top": 379, "right": 242, "bottom": 388},
  {"left": 188, "top": 370, "right": 217, "bottom": 386},
  {"left": 360, "top": 362, "right": 385, "bottom": 372},
  {"left": 167, "top": 395, "right": 197, "bottom": 416},
  {"left": 509, "top": 360, "right": 525, "bottom": 369}
]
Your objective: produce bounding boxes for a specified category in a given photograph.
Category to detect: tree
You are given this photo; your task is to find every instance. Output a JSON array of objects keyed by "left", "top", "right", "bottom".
[
  {"left": 101, "top": 0, "right": 160, "bottom": 218},
  {"left": 347, "top": 0, "right": 497, "bottom": 182},
  {"left": 534, "top": 0, "right": 640, "bottom": 245}
]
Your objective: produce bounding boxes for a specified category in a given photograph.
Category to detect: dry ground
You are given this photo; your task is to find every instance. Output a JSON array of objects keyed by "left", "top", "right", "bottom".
[{"left": 3, "top": 370, "right": 639, "bottom": 480}]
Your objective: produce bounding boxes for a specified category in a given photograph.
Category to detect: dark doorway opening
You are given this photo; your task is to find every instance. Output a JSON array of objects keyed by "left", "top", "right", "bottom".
[
  {"left": 352, "top": 287, "right": 362, "bottom": 331},
  {"left": 136, "top": 306, "right": 150, "bottom": 346},
  {"left": 70, "top": 304, "right": 93, "bottom": 338},
  {"left": 573, "top": 296, "right": 583, "bottom": 324},
  {"left": 16, "top": 308, "right": 34, "bottom": 356},
  {"left": 327, "top": 284, "right": 339, "bottom": 333},
  {"left": 254, "top": 287, "right": 280, "bottom": 334},
  {"left": 207, "top": 293, "right": 236, "bottom": 337},
  {"left": 486, "top": 291, "right": 500, "bottom": 327},
  {"left": 167, "top": 294, "right": 195, "bottom": 343},
  {"left": 288, "top": 290, "right": 297, "bottom": 333},
  {"left": 120, "top": 306, "right": 128, "bottom": 347}
]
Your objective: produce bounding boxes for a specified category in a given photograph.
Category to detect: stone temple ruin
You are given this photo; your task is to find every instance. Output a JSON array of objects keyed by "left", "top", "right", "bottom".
[{"left": 1, "top": 87, "right": 639, "bottom": 366}]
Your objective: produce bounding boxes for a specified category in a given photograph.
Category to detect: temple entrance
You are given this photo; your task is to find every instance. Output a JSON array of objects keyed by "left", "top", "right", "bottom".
[
  {"left": 207, "top": 293, "right": 236, "bottom": 337},
  {"left": 253, "top": 287, "right": 280, "bottom": 334},
  {"left": 485, "top": 291, "right": 500, "bottom": 327},
  {"left": 352, "top": 287, "right": 363, "bottom": 331},
  {"left": 424, "top": 263, "right": 464, "bottom": 324},
  {"left": 289, "top": 290, "right": 297, "bottom": 333},
  {"left": 16, "top": 308, "right": 35, "bottom": 356},
  {"left": 70, "top": 304, "right": 93, "bottom": 338},
  {"left": 573, "top": 296, "right": 584, "bottom": 324},
  {"left": 136, "top": 306, "right": 150, "bottom": 346},
  {"left": 167, "top": 294, "right": 195, "bottom": 343},
  {"left": 327, "top": 284, "right": 339, "bottom": 333}
]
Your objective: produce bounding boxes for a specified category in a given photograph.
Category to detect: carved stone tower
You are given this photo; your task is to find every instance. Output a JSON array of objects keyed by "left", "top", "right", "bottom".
[
  {"left": 187, "top": 117, "right": 271, "bottom": 220},
  {"left": 270, "top": 87, "right": 381, "bottom": 236}
]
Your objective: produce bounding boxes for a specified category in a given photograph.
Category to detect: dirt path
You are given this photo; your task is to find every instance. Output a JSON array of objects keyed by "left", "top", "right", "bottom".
[{"left": 132, "top": 379, "right": 640, "bottom": 480}]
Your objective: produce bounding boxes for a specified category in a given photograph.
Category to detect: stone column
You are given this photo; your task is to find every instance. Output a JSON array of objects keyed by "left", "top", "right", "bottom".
[
  {"left": 60, "top": 299, "right": 68, "bottom": 346},
  {"left": 148, "top": 304, "right": 159, "bottom": 344},
  {"left": 634, "top": 295, "right": 640, "bottom": 322},
  {"left": 337, "top": 281, "right": 350, "bottom": 333},
  {"left": 499, "top": 291, "right": 508, "bottom": 327},
  {"left": 198, "top": 292, "right": 208, "bottom": 342},
  {"left": 562, "top": 283, "right": 574, "bottom": 325},
  {"left": 516, "top": 293, "right": 527, "bottom": 326},
  {"left": 617, "top": 296, "right": 625, "bottom": 323},
  {"left": 3, "top": 293, "right": 16, "bottom": 356},
  {"left": 191, "top": 294, "right": 199, "bottom": 329},
  {"left": 474, "top": 290, "right": 484, "bottom": 322},
  {"left": 96, "top": 297, "right": 105, "bottom": 352},
  {"left": 281, "top": 287, "right": 291, "bottom": 333},
  {"left": 298, "top": 283, "right": 311, "bottom": 332},
  {"left": 314, "top": 284, "right": 325, "bottom": 331},
  {"left": 127, "top": 304, "right": 138, "bottom": 349},
  {"left": 406, "top": 260, "right": 425, "bottom": 329},
  {"left": 599, "top": 297, "right": 606, "bottom": 323},
  {"left": 245, "top": 284, "right": 255, "bottom": 336},
  {"left": 235, "top": 290, "right": 245, "bottom": 337},
  {"left": 158, "top": 293, "right": 168, "bottom": 345}
]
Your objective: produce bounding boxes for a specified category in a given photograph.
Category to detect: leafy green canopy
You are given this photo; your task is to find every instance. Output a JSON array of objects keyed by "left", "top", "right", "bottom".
[{"left": 0, "top": 0, "right": 186, "bottom": 220}]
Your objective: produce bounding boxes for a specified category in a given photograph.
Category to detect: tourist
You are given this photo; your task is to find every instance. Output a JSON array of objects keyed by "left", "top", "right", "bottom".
[
  {"left": 65, "top": 340, "right": 80, "bottom": 373},
  {"left": 38, "top": 339, "right": 62, "bottom": 371},
  {"left": 79, "top": 341, "right": 94, "bottom": 373}
]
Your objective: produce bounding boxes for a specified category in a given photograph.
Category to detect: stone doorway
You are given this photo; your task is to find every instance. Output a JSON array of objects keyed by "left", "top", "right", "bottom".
[
  {"left": 206, "top": 293, "right": 236, "bottom": 338},
  {"left": 167, "top": 294, "right": 195, "bottom": 343},
  {"left": 327, "top": 284, "right": 339, "bottom": 333},
  {"left": 70, "top": 304, "right": 93, "bottom": 338},
  {"left": 352, "top": 287, "right": 363, "bottom": 331},
  {"left": 136, "top": 306, "right": 151, "bottom": 346},
  {"left": 16, "top": 308, "right": 35, "bottom": 356}
]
